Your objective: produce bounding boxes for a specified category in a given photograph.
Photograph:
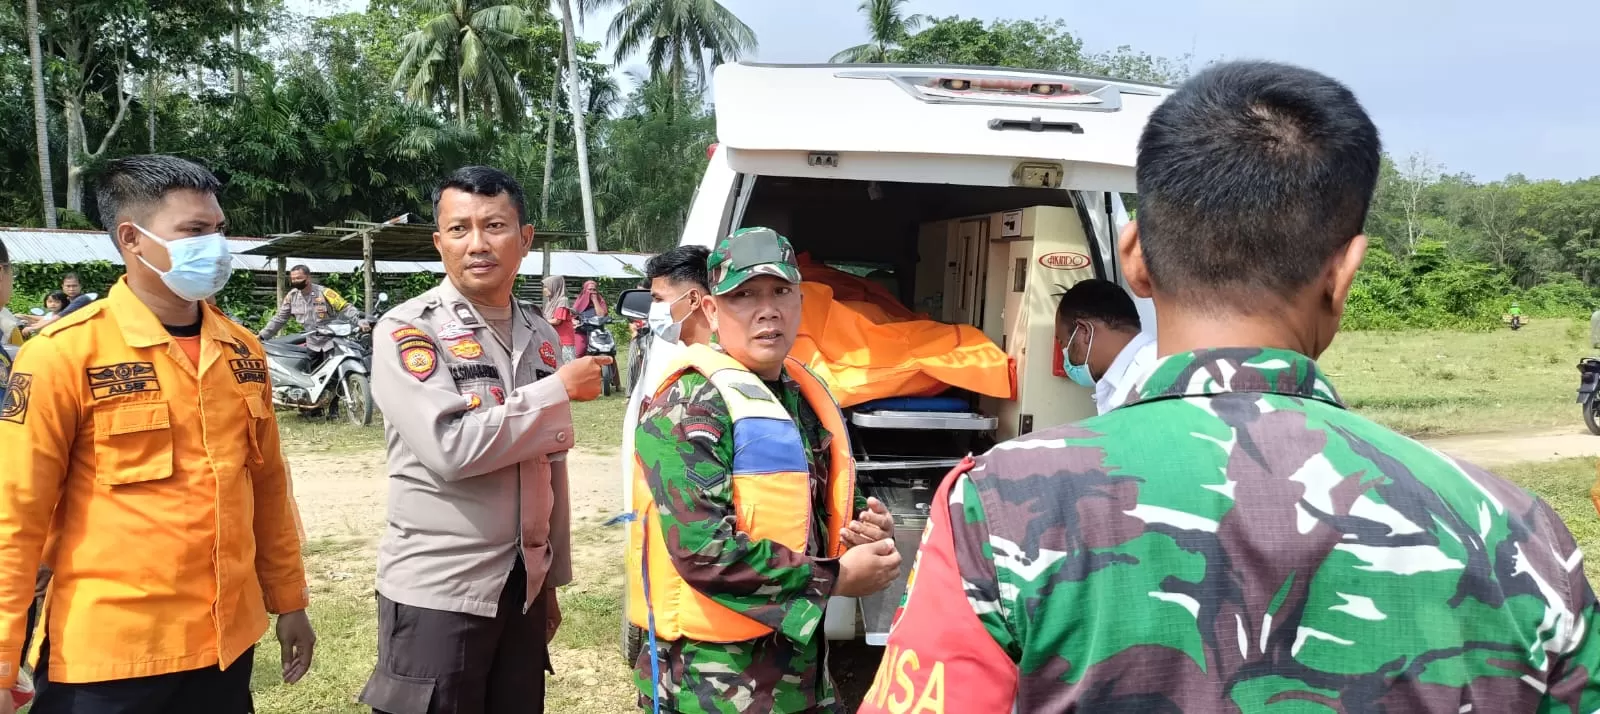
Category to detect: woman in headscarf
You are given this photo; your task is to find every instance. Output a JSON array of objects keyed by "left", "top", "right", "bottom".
[
  {"left": 571, "top": 280, "right": 608, "bottom": 356},
  {"left": 543, "top": 275, "right": 576, "bottom": 362}
]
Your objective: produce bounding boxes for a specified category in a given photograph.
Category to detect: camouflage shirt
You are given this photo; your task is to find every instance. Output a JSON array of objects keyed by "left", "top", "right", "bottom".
[
  {"left": 922, "top": 347, "right": 1600, "bottom": 711},
  {"left": 633, "top": 369, "right": 867, "bottom": 714}
]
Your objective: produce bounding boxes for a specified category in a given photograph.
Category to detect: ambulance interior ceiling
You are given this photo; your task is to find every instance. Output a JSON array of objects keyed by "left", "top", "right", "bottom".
[{"left": 742, "top": 176, "right": 1072, "bottom": 269}]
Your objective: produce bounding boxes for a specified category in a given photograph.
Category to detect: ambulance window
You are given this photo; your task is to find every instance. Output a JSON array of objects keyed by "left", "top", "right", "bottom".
[{"left": 1013, "top": 259, "right": 1027, "bottom": 292}]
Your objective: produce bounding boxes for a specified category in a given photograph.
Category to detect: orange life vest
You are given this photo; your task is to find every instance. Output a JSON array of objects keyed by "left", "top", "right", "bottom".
[{"left": 626, "top": 343, "right": 856, "bottom": 643}]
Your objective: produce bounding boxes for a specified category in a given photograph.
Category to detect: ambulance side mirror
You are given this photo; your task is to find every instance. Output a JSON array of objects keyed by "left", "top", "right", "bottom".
[{"left": 618, "top": 289, "right": 652, "bottom": 320}]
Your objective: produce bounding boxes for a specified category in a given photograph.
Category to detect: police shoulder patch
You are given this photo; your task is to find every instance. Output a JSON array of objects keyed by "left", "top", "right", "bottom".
[
  {"left": 1, "top": 373, "right": 31, "bottom": 424},
  {"left": 400, "top": 343, "right": 437, "bottom": 381}
]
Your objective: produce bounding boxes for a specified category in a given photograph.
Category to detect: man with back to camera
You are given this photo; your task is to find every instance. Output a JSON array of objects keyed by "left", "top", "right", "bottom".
[
  {"left": 860, "top": 60, "right": 1600, "bottom": 712},
  {"left": 358, "top": 166, "right": 610, "bottom": 714},
  {"left": 628, "top": 228, "right": 900, "bottom": 714},
  {"left": 1055, "top": 277, "right": 1158, "bottom": 415},
  {"left": 0, "top": 154, "right": 314, "bottom": 714}
]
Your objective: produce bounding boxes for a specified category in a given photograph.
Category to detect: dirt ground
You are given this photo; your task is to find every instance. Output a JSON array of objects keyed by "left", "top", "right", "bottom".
[
  {"left": 291, "top": 426, "right": 1600, "bottom": 533},
  {"left": 291, "top": 449, "right": 625, "bottom": 539},
  {"left": 1421, "top": 427, "right": 1600, "bottom": 468}
]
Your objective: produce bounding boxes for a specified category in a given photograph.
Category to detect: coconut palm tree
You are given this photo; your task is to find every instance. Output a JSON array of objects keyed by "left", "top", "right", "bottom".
[
  {"left": 603, "top": 0, "right": 756, "bottom": 105},
  {"left": 554, "top": 0, "right": 599, "bottom": 250},
  {"left": 831, "top": 0, "right": 925, "bottom": 64},
  {"left": 393, "top": 0, "right": 529, "bottom": 127},
  {"left": 25, "top": 0, "right": 56, "bottom": 228}
]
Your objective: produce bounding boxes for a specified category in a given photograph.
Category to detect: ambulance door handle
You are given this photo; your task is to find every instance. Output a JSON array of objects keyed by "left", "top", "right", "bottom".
[{"left": 988, "top": 117, "right": 1084, "bottom": 134}]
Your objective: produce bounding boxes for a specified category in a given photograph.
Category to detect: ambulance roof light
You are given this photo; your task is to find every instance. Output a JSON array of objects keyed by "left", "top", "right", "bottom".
[{"left": 835, "top": 69, "right": 1159, "bottom": 113}]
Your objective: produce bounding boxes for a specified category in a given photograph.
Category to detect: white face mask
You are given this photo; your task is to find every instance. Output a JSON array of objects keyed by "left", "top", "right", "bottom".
[
  {"left": 647, "top": 291, "right": 695, "bottom": 344},
  {"left": 133, "top": 225, "right": 233, "bottom": 302}
]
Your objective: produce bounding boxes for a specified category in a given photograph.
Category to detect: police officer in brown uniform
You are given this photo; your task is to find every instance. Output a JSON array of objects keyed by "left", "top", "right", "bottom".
[{"left": 358, "top": 166, "right": 611, "bottom": 714}]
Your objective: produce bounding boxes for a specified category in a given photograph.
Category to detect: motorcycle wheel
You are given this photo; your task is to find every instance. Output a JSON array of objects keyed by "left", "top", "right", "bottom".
[
  {"left": 343, "top": 372, "right": 374, "bottom": 427},
  {"left": 1585, "top": 398, "right": 1600, "bottom": 436},
  {"left": 602, "top": 363, "right": 617, "bottom": 398}
]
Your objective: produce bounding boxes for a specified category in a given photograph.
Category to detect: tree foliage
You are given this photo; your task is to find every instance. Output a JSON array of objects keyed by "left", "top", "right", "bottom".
[
  {"left": 882, "top": 16, "right": 1190, "bottom": 84},
  {"left": 10, "top": 2, "right": 1586, "bottom": 334},
  {"left": 1354, "top": 153, "right": 1600, "bottom": 328},
  {"left": 831, "top": 0, "right": 925, "bottom": 64}
]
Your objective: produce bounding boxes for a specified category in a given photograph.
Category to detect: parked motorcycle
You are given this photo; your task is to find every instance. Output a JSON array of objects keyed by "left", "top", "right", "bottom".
[
  {"left": 1579, "top": 358, "right": 1600, "bottom": 435},
  {"left": 578, "top": 313, "right": 620, "bottom": 397},
  {"left": 264, "top": 294, "right": 386, "bottom": 426}
]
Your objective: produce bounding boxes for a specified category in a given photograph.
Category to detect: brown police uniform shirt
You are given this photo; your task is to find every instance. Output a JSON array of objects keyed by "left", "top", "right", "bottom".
[{"left": 371, "top": 278, "right": 574, "bottom": 617}]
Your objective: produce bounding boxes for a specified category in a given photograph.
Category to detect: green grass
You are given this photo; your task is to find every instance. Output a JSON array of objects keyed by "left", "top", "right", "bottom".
[
  {"left": 1320, "top": 318, "right": 1587, "bottom": 437},
  {"left": 272, "top": 385, "right": 633, "bottom": 457},
  {"left": 245, "top": 524, "right": 638, "bottom": 713},
  {"left": 572, "top": 395, "right": 629, "bottom": 452}
]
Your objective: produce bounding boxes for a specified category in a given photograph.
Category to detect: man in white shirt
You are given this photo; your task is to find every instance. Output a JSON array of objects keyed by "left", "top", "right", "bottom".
[{"left": 1055, "top": 278, "right": 1159, "bottom": 414}]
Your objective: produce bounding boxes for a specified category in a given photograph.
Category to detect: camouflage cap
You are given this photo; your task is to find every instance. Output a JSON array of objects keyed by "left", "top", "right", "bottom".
[{"left": 706, "top": 227, "right": 802, "bottom": 295}]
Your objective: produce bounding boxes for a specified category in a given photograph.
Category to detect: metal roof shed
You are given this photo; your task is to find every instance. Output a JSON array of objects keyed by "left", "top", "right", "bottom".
[{"left": 242, "top": 215, "right": 613, "bottom": 313}]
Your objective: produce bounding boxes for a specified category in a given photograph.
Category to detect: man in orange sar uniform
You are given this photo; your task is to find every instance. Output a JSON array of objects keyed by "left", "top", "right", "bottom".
[{"left": 0, "top": 155, "right": 315, "bottom": 714}]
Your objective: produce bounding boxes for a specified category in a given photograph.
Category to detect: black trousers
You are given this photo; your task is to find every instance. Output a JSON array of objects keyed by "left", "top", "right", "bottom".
[
  {"left": 360, "top": 559, "right": 552, "bottom": 714},
  {"left": 30, "top": 640, "right": 254, "bottom": 714}
]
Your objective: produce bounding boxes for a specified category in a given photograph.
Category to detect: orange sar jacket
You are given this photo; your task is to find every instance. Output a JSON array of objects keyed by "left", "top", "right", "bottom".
[{"left": 0, "top": 278, "right": 308, "bottom": 687}]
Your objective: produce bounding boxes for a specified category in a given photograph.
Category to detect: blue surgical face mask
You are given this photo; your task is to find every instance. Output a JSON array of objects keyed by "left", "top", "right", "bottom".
[
  {"left": 1063, "top": 322, "right": 1096, "bottom": 388},
  {"left": 133, "top": 225, "right": 233, "bottom": 302}
]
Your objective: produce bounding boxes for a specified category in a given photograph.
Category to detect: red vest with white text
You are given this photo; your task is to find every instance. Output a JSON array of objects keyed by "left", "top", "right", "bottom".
[{"left": 859, "top": 458, "right": 1018, "bottom": 714}]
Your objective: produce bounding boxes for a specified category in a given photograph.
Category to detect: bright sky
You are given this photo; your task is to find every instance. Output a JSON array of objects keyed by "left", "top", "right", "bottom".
[{"left": 291, "top": 0, "right": 1600, "bottom": 182}]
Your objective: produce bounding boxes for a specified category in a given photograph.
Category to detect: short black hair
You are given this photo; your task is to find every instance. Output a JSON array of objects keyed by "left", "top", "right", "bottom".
[
  {"left": 61, "top": 272, "right": 79, "bottom": 282},
  {"left": 433, "top": 166, "right": 527, "bottom": 226},
  {"left": 45, "top": 291, "right": 68, "bottom": 306},
  {"left": 1136, "top": 60, "right": 1381, "bottom": 309},
  {"left": 0, "top": 237, "right": 10, "bottom": 266},
  {"left": 1055, "top": 279, "right": 1140, "bottom": 331},
  {"left": 289, "top": 264, "right": 312, "bottom": 276},
  {"left": 96, "top": 155, "right": 222, "bottom": 241},
  {"left": 645, "top": 245, "right": 711, "bottom": 291}
]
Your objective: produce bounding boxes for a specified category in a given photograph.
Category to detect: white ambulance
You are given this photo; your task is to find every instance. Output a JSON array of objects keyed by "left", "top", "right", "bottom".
[{"left": 618, "top": 62, "right": 1172, "bottom": 660}]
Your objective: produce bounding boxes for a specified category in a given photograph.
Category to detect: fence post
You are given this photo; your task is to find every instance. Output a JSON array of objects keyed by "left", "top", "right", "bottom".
[
  {"left": 363, "top": 228, "right": 375, "bottom": 316},
  {"left": 275, "top": 256, "right": 286, "bottom": 303}
]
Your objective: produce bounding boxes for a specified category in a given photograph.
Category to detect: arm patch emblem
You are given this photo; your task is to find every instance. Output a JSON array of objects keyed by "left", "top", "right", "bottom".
[
  {"left": 1, "top": 373, "right": 31, "bottom": 424},
  {"left": 401, "top": 345, "right": 437, "bottom": 381}
]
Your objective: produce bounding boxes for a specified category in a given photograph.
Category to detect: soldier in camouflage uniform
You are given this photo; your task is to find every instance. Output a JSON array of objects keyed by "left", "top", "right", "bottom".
[
  {"left": 630, "top": 228, "right": 902, "bottom": 714},
  {"left": 863, "top": 61, "right": 1600, "bottom": 713}
]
